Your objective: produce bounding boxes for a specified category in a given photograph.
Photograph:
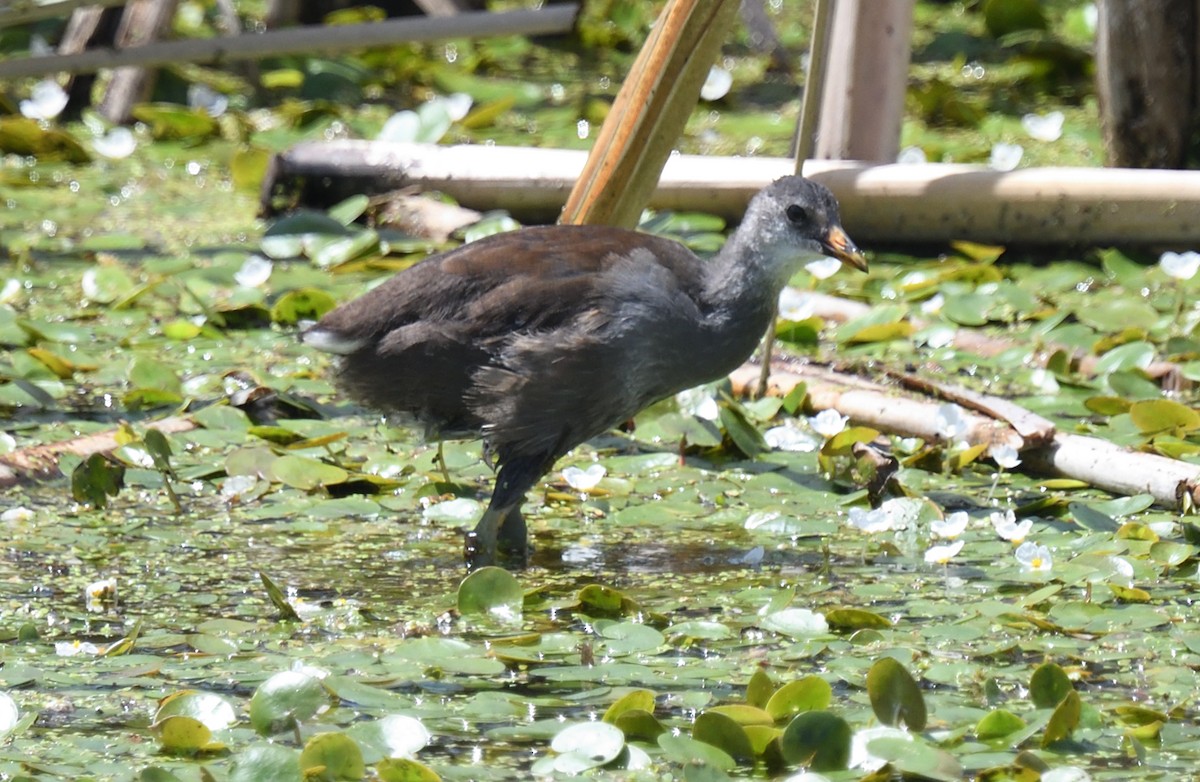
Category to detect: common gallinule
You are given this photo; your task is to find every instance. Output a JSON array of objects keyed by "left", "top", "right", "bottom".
[{"left": 303, "top": 175, "right": 867, "bottom": 567}]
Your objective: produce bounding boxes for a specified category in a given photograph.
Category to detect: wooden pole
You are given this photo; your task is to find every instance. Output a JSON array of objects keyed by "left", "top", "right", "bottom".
[
  {"left": 815, "top": 0, "right": 914, "bottom": 161},
  {"left": 262, "top": 141, "right": 1200, "bottom": 246},
  {"left": 559, "top": 0, "right": 740, "bottom": 228}
]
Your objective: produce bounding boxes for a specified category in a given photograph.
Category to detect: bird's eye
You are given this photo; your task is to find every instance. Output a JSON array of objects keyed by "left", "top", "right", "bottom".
[{"left": 786, "top": 204, "right": 808, "bottom": 224}]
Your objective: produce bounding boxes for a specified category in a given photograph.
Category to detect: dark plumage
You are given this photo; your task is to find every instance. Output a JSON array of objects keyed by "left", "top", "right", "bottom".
[{"left": 303, "top": 176, "right": 866, "bottom": 567}]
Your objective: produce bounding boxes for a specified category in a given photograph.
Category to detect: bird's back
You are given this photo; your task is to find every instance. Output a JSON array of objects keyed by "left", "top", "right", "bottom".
[{"left": 304, "top": 224, "right": 710, "bottom": 439}]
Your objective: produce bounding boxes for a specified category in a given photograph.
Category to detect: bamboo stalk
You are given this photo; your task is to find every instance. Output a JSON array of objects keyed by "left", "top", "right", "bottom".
[
  {"left": 0, "top": 5, "right": 580, "bottom": 79},
  {"left": 263, "top": 141, "right": 1200, "bottom": 245},
  {"left": 560, "top": 0, "right": 739, "bottom": 228}
]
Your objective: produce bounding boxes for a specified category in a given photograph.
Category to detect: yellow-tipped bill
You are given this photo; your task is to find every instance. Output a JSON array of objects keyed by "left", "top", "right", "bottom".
[{"left": 821, "top": 225, "right": 869, "bottom": 272}]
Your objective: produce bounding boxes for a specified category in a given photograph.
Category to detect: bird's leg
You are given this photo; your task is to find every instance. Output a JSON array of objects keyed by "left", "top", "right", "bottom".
[
  {"left": 754, "top": 302, "right": 779, "bottom": 399},
  {"left": 434, "top": 440, "right": 451, "bottom": 484},
  {"left": 464, "top": 454, "right": 544, "bottom": 569}
]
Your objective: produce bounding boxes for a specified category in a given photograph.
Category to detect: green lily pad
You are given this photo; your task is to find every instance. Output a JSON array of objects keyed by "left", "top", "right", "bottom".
[
  {"left": 249, "top": 671, "right": 331, "bottom": 735},
  {"left": 693, "top": 710, "right": 754, "bottom": 762},
  {"left": 867, "top": 657, "right": 927, "bottom": 730},
  {"left": 1029, "top": 662, "right": 1073, "bottom": 709},
  {"left": 779, "top": 711, "right": 852, "bottom": 770},
  {"left": 1042, "top": 690, "right": 1081, "bottom": 747},
  {"left": 457, "top": 566, "right": 523, "bottom": 619},
  {"left": 299, "top": 731, "right": 365, "bottom": 780},
  {"left": 765, "top": 676, "right": 832, "bottom": 722}
]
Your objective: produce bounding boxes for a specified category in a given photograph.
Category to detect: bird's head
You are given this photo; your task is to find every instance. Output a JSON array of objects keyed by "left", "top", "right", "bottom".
[{"left": 736, "top": 175, "right": 868, "bottom": 281}]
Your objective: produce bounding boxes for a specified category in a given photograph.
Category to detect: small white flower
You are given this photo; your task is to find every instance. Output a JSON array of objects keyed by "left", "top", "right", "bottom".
[
  {"left": 676, "top": 386, "right": 719, "bottom": 420},
  {"left": 897, "top": 146, "right": 928, "bottom": 164},
  {"left": 990, "top": 443, "right": 1022, "bottom": 469},
  {"left": 989, "top": 142, "right": 1023, "bottom": 171},
  {"left": 1015, "top": 540, "right": 1053, "bottom": 571},
  {"left": 1028, "top": 367, "right": 1060, "bottom": 394},
  {"left": 187, "top": 83, "right": 228, "bottom": 117},
  {"left": 56, "top": 640, "right": 103, "bottom": 657},
  {"left": 806, "top": 256, "right": 843, "bottom": 280},
  {"left": 563, "top": 464, "right": 606, "bottom": 491},
  {"left": 444, "top": 92, "right": 473, "bottom": 121},
  {"left": 29, "top": 34, "right": 53, "bottom": 56},
  {"left": 920, "top": 292, "right": 945, "bottom": 314},
  {"left": 1159, "top": 250, "right": 1200, "bottom": 281},
  {"left": 93, "top": 127, "right": 137, "bottom": 159},
  {"left": 848, "top": 507, "right": 894, "bottom": 533},
  {"left": 379, "top": 110, "right": 420, "bottom": 142},
  {"left": 931, "top": 511, "right": 968, "bottom": 539},
  {"left": 1021, "top": 110, "right": 1064, "bottom": 142},
  {"left": 777, "top": 287, "right": 814, "bottom": 321},
  {"left": 0, "top": 278, "right": 21, "bottom": 304},
  {"left": 991, "top": 509, "right": 1033, "bottom": 543},
  {"left": 1081, "top": 3, "right": 1097, "bottom": 33},
  {"left": 2, "top": 506, "right": 34, "bottom": 523},
  {"left": 764, "top": 424, "right": 820, "bottom": 452},
  {"left": 20, "top": 79, "right": 68, "bottom": 120},
  {"left": 924, "top": 539, "right": 964, "bottom": 564},
  {"left": 810, "top": 409, "right": 848, "bottom": 438},
  {"left": 85, "top": 577, "right": 117, "bottom": 612},
  {"left": 221, "top": 474, "right": 258, "bottom": 501},
  {"left": 700, "top": 66, "right": 733, "bottom": 101},
  {"left": 235, "top": 255, "right": 273, "bottom": 287},
  {"left": 935, "top": 403, "right": 970, "bottom": 441}
]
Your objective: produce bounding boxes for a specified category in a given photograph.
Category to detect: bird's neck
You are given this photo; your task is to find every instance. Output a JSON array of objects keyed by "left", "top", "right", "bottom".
[{"left": 703, "top": 231, "right": 792, "bottom": 319}]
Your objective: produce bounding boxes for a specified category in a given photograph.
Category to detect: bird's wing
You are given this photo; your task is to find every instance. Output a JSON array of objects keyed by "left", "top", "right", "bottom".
[{"left": 312, "top": 225, "right": 707, "bottom": 347}]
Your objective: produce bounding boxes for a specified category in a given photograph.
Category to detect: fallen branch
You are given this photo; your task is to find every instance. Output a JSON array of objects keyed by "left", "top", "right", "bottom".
[
  {"left": 732, "top": 360, "right": 1200, "bottom": 510},
  {"left": 802, "top": 290, "right": 1188, "bottom": 389},
  {"left": 0, "top": 415, "right": 197, "bottom": 488}
]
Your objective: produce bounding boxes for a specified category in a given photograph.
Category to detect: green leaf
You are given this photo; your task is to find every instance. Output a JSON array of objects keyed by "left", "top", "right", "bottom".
[
  {"left": 719, "top": 403, "right": 767, "bottom": 458},
  {"left": 457, "top": 567, "right": 523, "bottom": 619},
  {"left": 764, "top": 676, "right": 832, "bottom": 721},
  {"left": 299, "top": 732, "right": 365, "bottom": 780},
  {"left": 270, "top": 288, "right": 338, "bottom": 324},
  {"left": 249, "top": 671, "right": 331, "bottom": 735},
  {"left": 268, "top": 454, "right": 349, "bottom": 489},
  {"left": 602, "top": 689, "right": 656, "bottom": 724},
  {"left": 867, "top": 657, "right": 927, "bottom": 730},
  {"left": 693, "top": 710, "right": 754, "bottom": 762},
  {"left": 230, "top": 744, "right": 302, "bottom": 782},
  {"left": 1042, "top": 690, "right": 1081, "bottom": 746},
  {"left": 1029, "top": 662, "right": 1073, "bottom": 709},
  {"left": 1129, "top": 399, "right": 1200, "bottom": 435},
  {"left": 259, "top": 571, "right": 301, "bottom": 621},
  {"left": 825, "top": 607, "right": 893, "bottom": 631},
  {"left": 71, "top": 453, "right": 126, "bottom": 508},
  {"left": 1068, "top": 502, "right": 1119, "bottom": 533},
  {"left": 779, "top": 711, "right": 851, "bottom": 770},
  {"left": 976, "top": 708, "right": 1026, "bottom": 740}
]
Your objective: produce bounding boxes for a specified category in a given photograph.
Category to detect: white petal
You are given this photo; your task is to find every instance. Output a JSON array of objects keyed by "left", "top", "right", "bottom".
[
  {"left": 235, "top": 255, "right": 273, "bottom": 287},
  {"left": 1021, "top": 110, "right": 1064, "bottom": 142},
  {"left": 989, "top": 142, "right": 1023, "bottom": 171},
  {"left": 700, "top": 66, "right": 733, "bottom": 101},
  {"left": 806, "top": 256, "right": 843, "bottom": 280},
  {"left": 563, "top": 464, "right": 606, "bottom": 491},
  {"left": 93, "top": 127, "right": 137, "bottom": 159},
  {"left": 1159, "top": 250, "right": 1200, "bottom": 280},
  {"left": 20, "top": 80, "right": 68, "bottom": 120}
]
